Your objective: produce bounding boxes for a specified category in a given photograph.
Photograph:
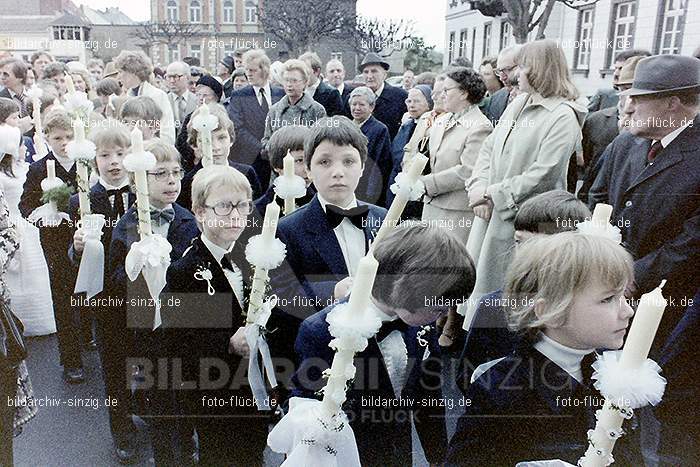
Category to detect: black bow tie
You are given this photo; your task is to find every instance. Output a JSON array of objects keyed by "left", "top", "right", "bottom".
[
  {"left": 150, "top": 207, "right": 175, "bottom": 226},
  {"left": 104, "top": 186, "right": 130, "bottom": 198},
  {"left": 375, "top": 318, "right": 409, "bottom": 342},
  {"left": 580, "top": 352, "right": 599, "bottom": 388},
  {"left": 325, "top": 204, "right": 369, "bottom": 229}
]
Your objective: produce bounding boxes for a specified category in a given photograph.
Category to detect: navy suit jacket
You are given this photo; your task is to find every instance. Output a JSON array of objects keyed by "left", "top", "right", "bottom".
[
  {"left": 339, "top": 83, "right": 354, "bottom": 118},
  {"left": 386, "top": 118, "right": 418, "bottom": 206},
  {"left": 292, "top": 305, "right": 447, "bottom": 465},
  {"left": 177, "top": 160, "right": 262, "bottom": 211},
  {"left": 589, "top": 115, "right": 700, "bottom": 344},
  {"left": 373, "top": 83, "right": 408, "bottom": 139},
  {"left": 485, "top": 87, "right": 509, "bottom": 125},
  {"left": 108, "top": 204, "right": 199, "bottom": 330},
  {"left": 312, "top": 80, "right": 343, "bottom": 117},
  {"left": 359, "top": 116, "right": 393, "bottom": 207},
  {"left": 271, "top": 194, "right": 386, "bottom": 322},
  {"left": 253, "top": 183, "right": 316, "bottom": 218},
  {"left": 447, "top": 341, "right": 610, "bottom": 466},
  {"left": 227, "top": 84, "right": 285, "bottom": 167}
]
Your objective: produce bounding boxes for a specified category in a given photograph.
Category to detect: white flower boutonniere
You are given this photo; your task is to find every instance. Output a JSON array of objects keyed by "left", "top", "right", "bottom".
[{"left": 194, "top": 264, "right": 215, "bottom": 296}]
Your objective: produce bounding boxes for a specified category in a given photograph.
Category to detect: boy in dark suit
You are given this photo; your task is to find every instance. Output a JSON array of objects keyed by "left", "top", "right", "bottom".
[
  {"left": 270, "top": 116, "right": 387, "bottom": 325},
  {"left": 108, "top": 138, "right": 199, "bottom": 466},
  {"left": 18, "top": 109, "right": 84, "bottom": 383},
  {"left": 161, "top": 164, "right": 268, "bottom": 465},
  {"left": 253, "top": 124, "right": 315, "bottom": 218},
  {"left": 299, "top": 52, "right": 344, "bottom": 117},
  {"left": 292, "top": 222, "right": 475, "bottom": 466},
  {"left": 177, "top": 104, "right": 261, "bottom": 210},
  {"left": 69, "top": 122, "right": 137, "bottom": 463}
]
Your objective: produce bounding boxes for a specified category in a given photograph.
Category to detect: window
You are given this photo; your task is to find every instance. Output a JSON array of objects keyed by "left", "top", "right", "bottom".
[
  {"left": 190, "top": 44, "right": 201, "bottom": 60},
  {"left": 189, "top": 0, "right": 202, "bottom": 23},
  {"left": 448, "top": 31, "right": 456, "bottom": 63},
  {"left": 482, "top": 23, "right": 492, "bottom": 57},
  {"left": 167, "top": 0, "right": 179, "bottom": 21},
  {"left": 245, "top": 0, "right": 257, "bottom": 24},
  {"left": 330, "top": 52, "right": 343, "bottom": 61},
  {"left": 169, "top": 45, "right": 180, "bottom": 62},
  {"left": 658, "top": 0, "right": 686, "bottom": 54},
  {"left": 471, "top": 28, "right": 476, "bottom": 63},
  {"left": 500, "top": 20, "right": 511, "bottom": 50},
  {"left": 223, "top": 0, "right": 235, "bottom": 23},
  {"left": 608, "top": 1, "right": 636, "bottom": 67},
  {"left": 224, "top": 44, "right": 235, "bottom": 57},
  {"left": 458, "top": 29, "right": 468, "bottom": 57},
  {"left": 53, "top": 26, "right": 82, "bottom": 41},
  {"left": 575, "top": 7, "right": 595, "bottom": 69}
]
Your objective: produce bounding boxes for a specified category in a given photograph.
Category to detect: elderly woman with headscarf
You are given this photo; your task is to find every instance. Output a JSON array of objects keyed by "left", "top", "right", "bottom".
[
  {"left": 386, "top": 84, "right": 433, "bottom": 207},
  {"left": 349, "top": 86, "right": 393, "bottom": 206},
  {"left": 420, "top": 67, "right": 493, "bottom": 245}
]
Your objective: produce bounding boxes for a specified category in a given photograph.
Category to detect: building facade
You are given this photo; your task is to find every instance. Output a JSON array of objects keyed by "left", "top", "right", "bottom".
[{"left": 444, "top": 0, "right": 699, "bottom": 96}]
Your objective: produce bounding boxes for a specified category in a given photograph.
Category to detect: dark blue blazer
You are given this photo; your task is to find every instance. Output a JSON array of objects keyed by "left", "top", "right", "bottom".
[
  {"left": 339, "top": 83, "right": 354, "bottom": 118},
  {"left": 67, "top": 182, "right": 136, "bottom": 265},
  {"left": 589, "top": 115, "right": 700, "bottom": 344},
  {"left": 292, "top": 304, "right": 447, "bottom": 465},
  {"left": 226, "top": 84, "right": 285, "bottom": 167},
  {"left": 457, "top": 289, "right": 522, "bottom": 393},
  {"left": 386, "top": 118, "right": 418, "bottom": 206},
  {"left": 312, "top": 80, "right": 343, "bottom": 117},
  {"left": 373, "top": 83, "right": 408, "bottom": 139},
  {"left": 485, "top": 87, "right": 509, "bottom": 126},
  {"left": 108, "top": 204, "right": 199, "bottom": 330},
  {"left": 271, "top": 194, "right": 386, "bottom": 322},
  {"left": 447, "top": 342, "right": 607, "bottom": 466},
  {"left": 359, "top": 116, "right": 393, "bottom": 207},
  {"left": 22, "top": 136, "right": 35, "bottom": 163},
  {"left": 177, "top": 160, "right": 262, "bottom": 211}
]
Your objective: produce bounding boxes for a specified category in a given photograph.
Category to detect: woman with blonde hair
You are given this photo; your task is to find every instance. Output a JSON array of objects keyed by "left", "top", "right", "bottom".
[{"left": 465, "top": 39, "right": 588, "bottom": 306}]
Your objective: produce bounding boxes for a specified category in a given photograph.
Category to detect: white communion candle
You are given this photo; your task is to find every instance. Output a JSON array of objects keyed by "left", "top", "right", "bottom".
[
  {"left": 130, "top": 128, "right": 152, "bottom": 239},
  {"left": 282, "top": 150, "right": 296, "bottom": 215},
  {"left": 371, "top": 153, "right": 428, "bottom": 248},
  {"left": 261, "top": 201, "right": 280, "bottom": 246},
  {"left": 347, "top": 253, "right": 379, "bottom": 319},
  {"left": 46, "top": 160, "right": 56, "bottom": 180},
  {"left": 198, "top": 104, "right": 214, "bottom": 167},
  {"left": 65, "top": 74, "right": 76, "bottom": 95},
  {"left": 592, "top": 203, "right": 613, "bottom": 226}
]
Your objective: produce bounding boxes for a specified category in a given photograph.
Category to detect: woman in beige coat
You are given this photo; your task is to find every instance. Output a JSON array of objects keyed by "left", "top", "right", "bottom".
[
  {"left": 421, "top": 67, "right": 493, "bottom": 244},
  {"left": 465, "top": 39, "right": 588, "bottom": 304}
]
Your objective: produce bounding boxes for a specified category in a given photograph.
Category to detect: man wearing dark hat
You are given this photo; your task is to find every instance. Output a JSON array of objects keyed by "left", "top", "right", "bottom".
[
  {"left": 218, "top": 55, "right": 235, "bottom": 99},
  {"left": 359, "top": 52, "right": 408, "bottom": 139}
]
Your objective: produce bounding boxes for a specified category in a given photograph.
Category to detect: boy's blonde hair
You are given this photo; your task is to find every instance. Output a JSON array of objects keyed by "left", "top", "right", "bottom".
[
  {"left": 144, "top": 139, "right": 180, "bottom": 165},
  {"left": 187, "top": 103, "right": 235, "bottom": 148},
  {"left": 120, "top": 96, "right": 163, "bottom": 134},
  {"left": 504, "top": 232, "right": 634, "bottom": 336},
  {"left": 89, "top": 121, "right": 130, "bottom": 175},
  {"left": 43, "top": 109, "right": 73, "bottom": 134},
  {"left": 191, "top": 165, "right": 252, "bottom": 212}
]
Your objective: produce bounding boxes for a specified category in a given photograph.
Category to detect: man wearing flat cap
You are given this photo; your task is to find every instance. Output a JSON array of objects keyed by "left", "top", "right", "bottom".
[
  {"left": 589, "top": 54, "right": 700, "bottom": 464},
  {"left": 359, "top": 52, "right": 408, "bottom": 139}
]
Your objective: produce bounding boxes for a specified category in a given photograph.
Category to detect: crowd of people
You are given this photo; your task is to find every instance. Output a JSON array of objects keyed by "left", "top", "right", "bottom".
[{"left": 0, "top": 37, "right": 697, "bottom": 467}]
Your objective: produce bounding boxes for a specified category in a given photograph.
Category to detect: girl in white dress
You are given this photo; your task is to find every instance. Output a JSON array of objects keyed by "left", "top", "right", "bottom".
[{"left": 0, "top": 124, "right": 55, "bottom": 336}]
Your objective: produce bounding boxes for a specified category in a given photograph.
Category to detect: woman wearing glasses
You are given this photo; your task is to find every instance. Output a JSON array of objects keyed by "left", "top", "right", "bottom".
[
  {"left": 420, "top": 66, "right": 493, "bottom": 245},
  {"left": 161, "top": 165, "right": 270, "bottom": 465}
]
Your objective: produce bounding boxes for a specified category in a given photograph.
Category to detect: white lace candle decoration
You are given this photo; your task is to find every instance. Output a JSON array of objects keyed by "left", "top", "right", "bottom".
[
  {"left": 122, "top": 128, "right": 171, "bottom": 330},
  {"left": 63, "top": 74, "right": 94, "bottom": 124},
  {"left": 579, "top": 281, "right": 668, "bottom": 467},
  {"left": 26, "top": 86, "right": 48, "bottom": 159},
  {"left": 273, "top": 150, "right": 306, "bottom": 216},
  {"left": 27, "top": 159, "right": 71, "bottom": 227},
  {"left": 244, "top": 200, "right": 285, "bottom": 410},
  {"left": 66, "top": 117, "right": 96, "bottom": 220},
  {"left": 191, "top": 103, "right": 218, "bottom": 167},
  {"left": 373, "top": 153, "right": 428, "bottom": 249}
]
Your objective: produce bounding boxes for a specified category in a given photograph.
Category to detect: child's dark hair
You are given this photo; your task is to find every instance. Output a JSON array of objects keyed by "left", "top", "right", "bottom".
[
  {"left": 514, "top": 190, "right": 591, "bottom": 234},
  {"left": 0, "top": 98, "right": 19, "bottom": 123},
  {"left": 303, "top": 116, "right": 368, "bottom": 169},
  {"left": 372, "top": 222, "right": 476, "bottom": 312},
  {"left": 268, "top": 125, "right": 309, "bottom": 171}
]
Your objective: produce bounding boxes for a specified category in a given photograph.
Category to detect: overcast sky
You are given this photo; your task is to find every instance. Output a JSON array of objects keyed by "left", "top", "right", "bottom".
[{"left": 73, "top": 0, "right": 447, "bottom": 50}]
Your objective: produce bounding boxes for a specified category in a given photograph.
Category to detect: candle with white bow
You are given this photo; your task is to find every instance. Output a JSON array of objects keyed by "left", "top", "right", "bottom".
[
  {"left": 321, "top": 252, "right": 379, "bottom": 416},
  {"left": 592, "top": 203, "right": 613, "bottom": 227},
  {"left": 246, "top": 201, "right": 281, "bottom": 324},
  {"left": 282, "top": 151, "right": 296, "bottom": 215},
  {"left": 73, "top": 118, "right": 91, "bottom": 219},
  {"left": 197, "top": 104, "right": 214, "bottom": 167},
  {"left": 130, "top": 128, "right": 153, "bottom": 239},
  {"left": 371, "top": 153, "right": 428, "bottom": 249},
  {"left": 65, "top": 73, "right": 76, "bottom": 96},
  {"left": 579, "top": 281, "right": 668, "bottom": 467}
]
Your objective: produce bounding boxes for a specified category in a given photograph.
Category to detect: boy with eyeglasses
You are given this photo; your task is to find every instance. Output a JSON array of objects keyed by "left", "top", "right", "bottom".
[
  {"left": 108, "top": 138, "right": 199, "bottom": 466},
  {"left": 159, "top": 164, "right": 269, "bottom": 465}
]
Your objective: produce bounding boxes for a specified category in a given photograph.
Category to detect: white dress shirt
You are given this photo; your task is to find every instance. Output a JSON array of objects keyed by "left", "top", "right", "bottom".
[
  {"left": 200, "top": 234, "right": 245, "bottom": 307},
  {"left": 374, "top": 82, "right": 385, "bottom": 98},
  {"left": 533, "top": 333, "right": 594, "bottom": 383},
  {"left": 53, "top": 153, "right": 75, "bottom": 173},
  {"left": 659, "top": 117, "right": 694, "bottom": 148},
  {"left": 305, "top": 79, "right": 320, "bottom": 99},
  {"left": 370, "top": 300, "right": 408, "bottom": 398},
  {"left": 317, "top": 193, "right": 365, "bottom": 276},
  {"left": 252, "top": 82, "right": 272, "bottom": 107},
  {"left": 151, "top": 203, "right": 173, "bottom": 238}
]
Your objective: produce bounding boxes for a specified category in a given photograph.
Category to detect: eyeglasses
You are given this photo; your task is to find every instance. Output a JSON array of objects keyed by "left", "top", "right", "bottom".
[
  {"left": 205, "top": 200, "right": 253, "bottom": 216},
  {"left": 441, "top": 86, "right": 460, "bottom": 94},
  {"left": 165, "top": 74, "right": 184, "bottom": 80},
  {"left": 496, "top": 65, "right": 517, "bottom": 75},
  {"left": 147, "top": 169, "right": 184, "bottom": 181},
  {"left": 284, "top": 77, "right": 304, "bottom": 84}
]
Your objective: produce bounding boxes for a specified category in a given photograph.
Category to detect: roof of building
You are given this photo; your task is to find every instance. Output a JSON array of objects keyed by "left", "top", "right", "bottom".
[
  {"left": 0, "top": 15, "right": 56, "bottom": 33},
  {"left": 80, "top": 5, "right": 136, "bottom": 25},
  {"left": 50, "top": 11, "right": 89, "bottom": 27}
]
